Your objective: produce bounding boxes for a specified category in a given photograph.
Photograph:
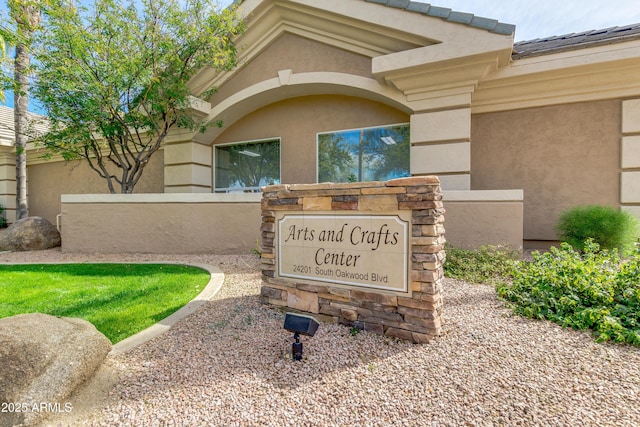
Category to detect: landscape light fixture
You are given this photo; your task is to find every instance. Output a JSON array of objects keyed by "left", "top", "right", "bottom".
[{"left": 283, "top": 313, "right": 319, "bottom": 361}]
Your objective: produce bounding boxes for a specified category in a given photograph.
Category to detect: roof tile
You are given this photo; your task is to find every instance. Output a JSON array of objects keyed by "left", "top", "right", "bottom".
[
  {"left": 448, "top": 11, "right": 474, "bottom": 25},
  {"left": 470, "top": 16, "right": 498, "bottom": 32},
  {"left": 425, "top": 5, "right": 451, "bottom": 19},
  {"left": 513, "top": 23, "right": 640, "bottom": 59},
  {"left": 364, "top": 0, "right": 515, "bottom": 36},
  {"left": 387, "top": 0, "right": 411, "bottom": 8},
  {"left": 494, "top": 22, "right": 517, "bottom": 36},
  {"left": 0, "top": 106, "right": 48, "bottom": 145},
  {"left": 406, "top": 1, "right": 429, "bottom": 14}
]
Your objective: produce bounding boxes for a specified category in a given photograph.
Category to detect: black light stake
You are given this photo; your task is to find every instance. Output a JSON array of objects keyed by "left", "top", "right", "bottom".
[
  {"left": 292, "top": 332, "right": 303, "bottom": 361},
  {"left": 283, "top": 313, "right": 319, "bottom": 361}
]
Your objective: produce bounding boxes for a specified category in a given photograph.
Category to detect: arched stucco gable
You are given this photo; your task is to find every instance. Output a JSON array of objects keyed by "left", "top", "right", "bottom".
[
  {"left": 193, "top": 71, "right": 412, "bottom": 144},
  {"left": 209, "top": 32, "right": 375, "bottom": 108}
]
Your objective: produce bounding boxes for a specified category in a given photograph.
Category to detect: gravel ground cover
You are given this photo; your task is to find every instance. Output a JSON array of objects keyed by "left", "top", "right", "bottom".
[{"left": 1, "top": 248, "right": 639, "bottom": 427}]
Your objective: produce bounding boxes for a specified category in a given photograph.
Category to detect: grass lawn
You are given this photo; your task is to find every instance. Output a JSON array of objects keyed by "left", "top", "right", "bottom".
[{"left": 0, "top": 263, "right": 210, "bottom": 343}]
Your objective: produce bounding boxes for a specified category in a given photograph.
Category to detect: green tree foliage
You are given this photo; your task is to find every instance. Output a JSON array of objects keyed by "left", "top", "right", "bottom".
[
  {"left": 216, "top": 141, "right": 280, "bottom": 189},
  {"left": 317, "top": 133, "right": 352, "bottom": 182},
  {"left": 370, "top": 125, "right": 409, "bottom": 181},
  {"left": 0, "top": 29, "right": 6, "bottom": 103},
  {"left": 317, "top": 125, "right": 409, "bottom": 183},
  {"left": 32, "top": 0, "right": 243, "bottom": 193}
]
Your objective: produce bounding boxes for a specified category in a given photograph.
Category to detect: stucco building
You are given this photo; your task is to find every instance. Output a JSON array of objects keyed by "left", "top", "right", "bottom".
[{"left": 1, "top": 0, "right": 640, "bottom": 253}]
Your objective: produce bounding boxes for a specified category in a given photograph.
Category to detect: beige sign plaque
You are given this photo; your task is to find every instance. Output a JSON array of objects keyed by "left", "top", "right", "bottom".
[{"left": 277, "top": 214, "right": 409, "bottom": 292}]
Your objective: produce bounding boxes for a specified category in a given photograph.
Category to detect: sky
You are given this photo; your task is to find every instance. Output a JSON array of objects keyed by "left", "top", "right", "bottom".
[
  {"left": 220, "top": 0, "right": 640, "bottom": 42},
  {"left": 428, "top": 0, "right": 640, "bottom": 42}
]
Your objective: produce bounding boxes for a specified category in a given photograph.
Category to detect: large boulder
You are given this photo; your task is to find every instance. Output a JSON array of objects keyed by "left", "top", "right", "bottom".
[
  {"left": 0, "top": 313, "right": 112, "bottom": 427},
  {"left": 0, "top": 216, "right": 61, "bottom": 251}
]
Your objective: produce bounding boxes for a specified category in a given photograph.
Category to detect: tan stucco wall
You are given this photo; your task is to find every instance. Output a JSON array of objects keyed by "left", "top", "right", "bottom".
[
  {"left": 213, "top": 95, "right": 409, "bottom": 185},
  {"left": 471, "top": 100, "right": 620, "bottom": 241},
  {"left": 443, "top": 201, "right": 523, "bottom": 250},
  {"left": 28, "top": 153, "right": 164, "bottom": 225},
  {"left": 61, "top": 194, "right": 261, "bottom": 254},
  {"left": 59, "top": 192, "right": 522, "bottom": 255}
]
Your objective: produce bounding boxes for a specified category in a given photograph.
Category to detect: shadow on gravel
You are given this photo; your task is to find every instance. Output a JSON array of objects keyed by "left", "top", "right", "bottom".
[
  {"left": 110, "top": 275, "right": 516, "bottom": 398},
  {"left": 116, "top": 291, "right": 416, "bottom": 395},
  {"left": 443, "top": 283, "right": 500, "bottom": 308}
]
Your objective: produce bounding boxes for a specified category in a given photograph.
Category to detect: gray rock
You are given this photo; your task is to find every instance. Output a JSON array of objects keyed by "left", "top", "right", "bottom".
[
  {"left": 0, "top": 216, "right": 61, "bottom": 251},
  {"left": 0, "top": 313, "right": 112, "bottom": 427}
]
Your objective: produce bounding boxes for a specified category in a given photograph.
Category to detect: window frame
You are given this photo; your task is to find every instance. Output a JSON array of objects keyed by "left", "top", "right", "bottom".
[
  {"left": 213, "top": 137, "right": 282, "bottom": 193},
  {"left": 315, "top": 122, "right": 410, "bottom": 184}
]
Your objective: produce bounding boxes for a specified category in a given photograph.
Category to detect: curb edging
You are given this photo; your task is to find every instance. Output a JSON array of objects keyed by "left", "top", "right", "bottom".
[{"left": 110, "top": 263, "right": 224, "bottom": 354}]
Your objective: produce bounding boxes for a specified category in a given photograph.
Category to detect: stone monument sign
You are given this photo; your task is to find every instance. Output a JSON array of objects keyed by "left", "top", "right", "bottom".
[{"left": 260, "top": 177, "right": 445, "bottom": 343}]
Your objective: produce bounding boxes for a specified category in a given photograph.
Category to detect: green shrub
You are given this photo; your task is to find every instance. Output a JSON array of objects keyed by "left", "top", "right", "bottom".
[
  {"left": 556, "top": 205, "right": 639, "bottom": 254},
  {"left": 0, "top": 203, "right": 6, "bottom": 228},
  {"left": 444, "top": 244, "right": 519, "bottom": 286},
  {"left": 497, "top": 240, "right": 640, "bottom": 346}
]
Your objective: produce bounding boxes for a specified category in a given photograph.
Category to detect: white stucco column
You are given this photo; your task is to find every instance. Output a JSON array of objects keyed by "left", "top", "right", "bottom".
[
  {"left": 370, "top": 17, "right": 513, "bottom": 191},
  {"left": 621, "top": 99, "right": 640, "bottom": 219},
  {"left": 409, "top": 103, "right": 471, "bottom": 190},
  {"left": 163, "top": 140, "right": 213, "bottom": 193},
  {"left": 162, "top": 97, "right": 214, "bottom": 193},
  {"left": 0, "top": 145, "right": 16, "bottom": 223}
]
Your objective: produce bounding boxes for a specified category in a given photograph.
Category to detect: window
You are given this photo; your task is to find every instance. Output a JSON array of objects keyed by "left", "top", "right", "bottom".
[
  {"left": 317, "top": 123, "right": 410, "bottom": 183},
  {"left": 214, "top": 139, "right": 281, "bottom": 193}
]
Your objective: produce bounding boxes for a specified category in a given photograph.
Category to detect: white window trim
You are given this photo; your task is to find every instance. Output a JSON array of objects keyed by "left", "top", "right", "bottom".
[{"left": 213, "top": 137, "right": 282, "bottom": 193}]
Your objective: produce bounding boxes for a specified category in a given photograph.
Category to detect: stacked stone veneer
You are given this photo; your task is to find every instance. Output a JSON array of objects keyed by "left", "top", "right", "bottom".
[{"left": 260, "top": 176, "right": 446, "bottom": 343}]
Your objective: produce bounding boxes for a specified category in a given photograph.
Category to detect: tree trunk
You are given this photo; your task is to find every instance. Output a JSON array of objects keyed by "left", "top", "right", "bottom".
[
  {"left": 14, "top": 42, "right": 29, "bottom": 220},
  {"left": 10, "top": 0, "right": 41, "bottom": 221}
]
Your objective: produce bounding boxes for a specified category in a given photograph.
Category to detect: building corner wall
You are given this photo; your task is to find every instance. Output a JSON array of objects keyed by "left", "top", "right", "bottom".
[
  {"left": 0, "top": 146, "right": 17, "bottom": 224},
  {"left": 621, "top": 99, "right": 640, "bottom": 219},
  {"left": 409, "top": 92, "right": 473, "bottom": 190},
  {"left": 164, "top": 140, "right": 213, "bottom": 193}
]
